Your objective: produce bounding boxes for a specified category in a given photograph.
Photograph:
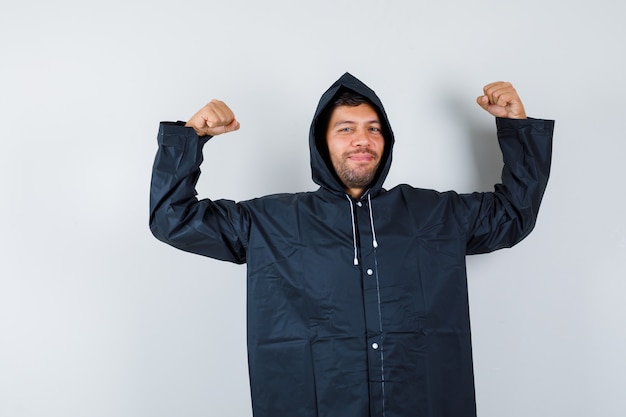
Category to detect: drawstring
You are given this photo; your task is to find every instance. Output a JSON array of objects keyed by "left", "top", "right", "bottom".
[
  {"left": 346, "top": 195, "right": 359, "bottom": 266},
  {"left": 346, "top": 192, "right": 379, "bottom": 266},
  {"left": 367, "top": 193, "right": 379, "bottom": 249}
]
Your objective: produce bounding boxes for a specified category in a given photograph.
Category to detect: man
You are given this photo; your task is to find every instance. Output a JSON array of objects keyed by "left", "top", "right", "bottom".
[{"left": 149, "top": 73, "right": 554, "bottom": 417}]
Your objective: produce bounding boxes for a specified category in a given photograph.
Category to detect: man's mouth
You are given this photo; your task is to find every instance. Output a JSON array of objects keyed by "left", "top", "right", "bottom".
[{"left": 346, "top": 151, "right": 377, "bottom": 162}]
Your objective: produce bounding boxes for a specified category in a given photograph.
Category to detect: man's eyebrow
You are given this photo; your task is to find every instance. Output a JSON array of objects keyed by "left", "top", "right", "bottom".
[{"left": 332, "top": 120, "right": 381, "bottom": 127}]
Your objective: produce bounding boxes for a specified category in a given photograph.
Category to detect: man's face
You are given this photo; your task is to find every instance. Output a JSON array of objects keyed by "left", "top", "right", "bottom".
[{"left": 326, "top": 103, "right": 385, "bottom": 197}]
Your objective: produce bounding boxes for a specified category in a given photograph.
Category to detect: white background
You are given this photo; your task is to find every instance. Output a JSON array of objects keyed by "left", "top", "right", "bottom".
[{"left": 1, "top": 1, "right": 625, "bottom": 416}]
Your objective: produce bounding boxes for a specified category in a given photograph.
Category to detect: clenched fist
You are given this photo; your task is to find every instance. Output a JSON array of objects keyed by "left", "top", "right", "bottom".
[
  {"left": 476, "top": 82, "right": 527, "bottom": 119},
  {"left": 185, "top": 99, "right": 240, "bottom": 137}
]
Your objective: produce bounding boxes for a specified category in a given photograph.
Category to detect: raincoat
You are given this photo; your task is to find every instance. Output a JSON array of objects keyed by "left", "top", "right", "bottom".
[{"left": 149, "top": 73, "right": 554, "bottom": 417}]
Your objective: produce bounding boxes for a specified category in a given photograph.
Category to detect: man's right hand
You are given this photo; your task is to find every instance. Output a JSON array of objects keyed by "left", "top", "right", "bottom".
[{"left": 185, "top": 99, "right": 240, "bottom": 137}]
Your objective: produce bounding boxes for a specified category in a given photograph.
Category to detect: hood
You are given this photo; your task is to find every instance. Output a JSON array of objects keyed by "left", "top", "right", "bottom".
[{"left": 310, "top": 72, "right": 395, "bottom": 199}]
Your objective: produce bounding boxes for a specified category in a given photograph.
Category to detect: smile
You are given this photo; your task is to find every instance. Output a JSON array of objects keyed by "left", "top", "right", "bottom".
[{"left": 346, "top": 152, "right": 377, "bottom": 162}]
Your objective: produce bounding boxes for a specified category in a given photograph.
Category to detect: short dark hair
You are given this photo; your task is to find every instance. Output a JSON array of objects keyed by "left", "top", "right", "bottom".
[{"left": 330, "top": 90, "right": 370, "bottom": 108}]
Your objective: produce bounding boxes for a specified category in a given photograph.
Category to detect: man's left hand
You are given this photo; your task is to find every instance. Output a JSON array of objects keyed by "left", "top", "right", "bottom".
[{"left": 477, "top": 82, "right": 527, "bottom": 119}]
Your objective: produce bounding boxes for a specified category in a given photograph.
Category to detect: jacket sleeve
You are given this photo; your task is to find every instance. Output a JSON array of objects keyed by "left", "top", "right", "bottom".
[
  {"left": 149, "top": 122, "right": 249, "bottom": 264},
  {"left": 463, "top": 117, "right": 554, "bottom": 255}
]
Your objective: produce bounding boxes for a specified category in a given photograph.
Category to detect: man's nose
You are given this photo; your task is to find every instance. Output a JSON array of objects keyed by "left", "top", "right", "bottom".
[{"left": 351, "top": 127, "right": 369, "bottom": 146}]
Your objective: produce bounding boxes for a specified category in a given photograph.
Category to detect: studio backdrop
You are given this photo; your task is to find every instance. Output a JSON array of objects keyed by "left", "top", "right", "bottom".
[{"left": 1, "top": 1, "right": 624, "bottom": 416}]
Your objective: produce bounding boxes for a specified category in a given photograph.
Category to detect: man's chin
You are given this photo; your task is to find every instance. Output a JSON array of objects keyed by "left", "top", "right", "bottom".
[{"left": 342, "top": 172, "right": 376, "bottom": 190}]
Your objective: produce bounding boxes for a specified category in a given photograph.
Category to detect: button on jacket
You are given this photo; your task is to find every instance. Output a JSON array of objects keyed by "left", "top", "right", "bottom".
[{"left": 149, "top": 73, "right": 554, "bottom": 417}]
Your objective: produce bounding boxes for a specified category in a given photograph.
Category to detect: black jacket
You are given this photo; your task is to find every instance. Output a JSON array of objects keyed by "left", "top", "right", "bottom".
[{"left": 150, "top": 73, "right": 554, "bottom": 417}]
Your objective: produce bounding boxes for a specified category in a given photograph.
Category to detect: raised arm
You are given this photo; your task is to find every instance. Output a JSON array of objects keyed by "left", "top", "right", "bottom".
[
  {"left": 149, "top": 100, "right": 249, "bottom": 264},
  {"left": 463, "top": 82, "right": 554, "bottom": 254}
]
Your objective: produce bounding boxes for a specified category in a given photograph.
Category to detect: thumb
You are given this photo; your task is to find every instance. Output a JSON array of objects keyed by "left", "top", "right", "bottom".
[{"left": 476, "top": 95, "right": 490, "bottom": 111}]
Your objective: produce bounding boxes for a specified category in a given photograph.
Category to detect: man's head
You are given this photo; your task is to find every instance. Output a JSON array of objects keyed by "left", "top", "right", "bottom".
[{"left": 325, "top": 91, "right": 385, "bottom": 198}]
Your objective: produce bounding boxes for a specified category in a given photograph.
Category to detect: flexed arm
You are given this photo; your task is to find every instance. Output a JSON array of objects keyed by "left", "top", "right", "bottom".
[
  {"left": 463, "top": 82, "right": 553, "bottom": 254},
  {"left": 149, "top": 100, "right": 249, "bottom": 263}
]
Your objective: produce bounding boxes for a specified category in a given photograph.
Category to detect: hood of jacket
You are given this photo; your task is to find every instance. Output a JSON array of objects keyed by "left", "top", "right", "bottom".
[{"left": 310, "top": 72, "right": 395, "bottom": 199}]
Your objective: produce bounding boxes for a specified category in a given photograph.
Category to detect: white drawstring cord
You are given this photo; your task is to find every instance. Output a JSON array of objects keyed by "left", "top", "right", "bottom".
[
  {"left": 346, "top": 195, "right": 359, "bottom": 265},
  {"left": 367, "top": 193, "right": 379, "bottom": 249}
]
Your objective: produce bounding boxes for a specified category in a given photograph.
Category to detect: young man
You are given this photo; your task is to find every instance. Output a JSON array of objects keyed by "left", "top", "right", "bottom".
[{"left": 150, "top": 73, "right": 554, "bottom": 417}]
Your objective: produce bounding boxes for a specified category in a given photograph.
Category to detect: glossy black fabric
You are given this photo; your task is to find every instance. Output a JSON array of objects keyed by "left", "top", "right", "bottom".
[{"left": 150, "top": 73, "right": 554, "bottom": 417}]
